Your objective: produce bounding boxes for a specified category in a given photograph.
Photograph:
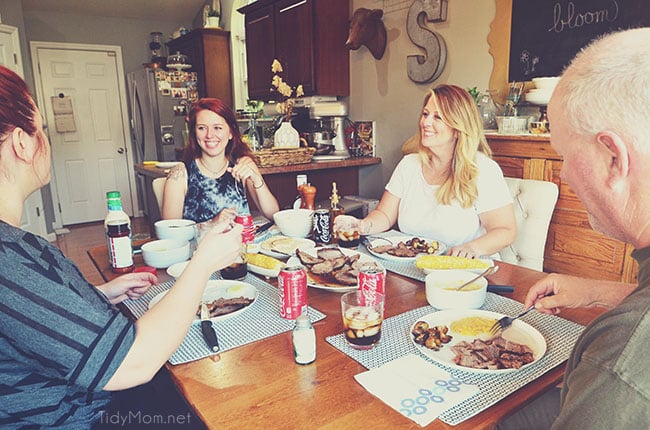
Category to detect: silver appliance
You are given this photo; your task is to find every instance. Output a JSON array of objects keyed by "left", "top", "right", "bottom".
[
  {"left": 127, "top": 68, "right": 196, "bottom": 216},
  {"left": 309, "top": 101, "right": 350, "bottom": 160}
]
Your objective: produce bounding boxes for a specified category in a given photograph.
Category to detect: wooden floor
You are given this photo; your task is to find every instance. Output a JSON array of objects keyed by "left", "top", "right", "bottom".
[{"left": 54, "top": 217, "right": 151, "bottom": 285}]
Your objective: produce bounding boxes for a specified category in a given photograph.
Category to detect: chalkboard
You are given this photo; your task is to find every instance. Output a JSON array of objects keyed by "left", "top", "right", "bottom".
[{"left": 508, "top": 0, "right": 650, "bottom": 81}]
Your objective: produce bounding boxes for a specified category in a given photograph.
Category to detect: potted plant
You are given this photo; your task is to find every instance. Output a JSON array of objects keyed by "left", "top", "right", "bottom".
[{"left": 206, "top": 9, "right": 220, "bottom": 28}]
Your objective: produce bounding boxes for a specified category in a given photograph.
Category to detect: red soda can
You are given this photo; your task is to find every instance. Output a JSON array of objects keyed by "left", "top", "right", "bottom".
[
  {"left": 358, "top": 267, "right": 386, "bottom": 308},
  {"left": 235, "top": 214, "right": 255, "bottom": 244},
  {"left": 278, "top": 266, "right": 308, "bottom": 320}
]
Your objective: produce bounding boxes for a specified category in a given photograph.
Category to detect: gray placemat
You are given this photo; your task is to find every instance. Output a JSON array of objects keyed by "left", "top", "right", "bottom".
[
  {"left": 123, "top": 272, "right": 326, "bottom": 365},
  {"left": 326, "top": 293, "right": 584, "bottom": 426}
]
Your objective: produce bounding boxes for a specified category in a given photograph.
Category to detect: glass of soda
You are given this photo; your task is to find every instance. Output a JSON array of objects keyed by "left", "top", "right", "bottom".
[
  {"left": 341, "top": 291, "right": 384, "bottom": 350},
  {"left": 220, "top": 244, "right": 248, "bottom": 280},
  {"left": 335, "top": 217, "right": 360, "bottom": 248}
]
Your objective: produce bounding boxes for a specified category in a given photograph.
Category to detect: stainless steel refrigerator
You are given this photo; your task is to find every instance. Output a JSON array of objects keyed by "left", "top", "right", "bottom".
[{"left": 127, "top": 68, "right": 196, "bottom": 217}]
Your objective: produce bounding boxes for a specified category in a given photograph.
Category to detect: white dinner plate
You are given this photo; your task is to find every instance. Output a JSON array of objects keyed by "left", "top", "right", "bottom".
[
  {"left": 259, "top": 235, "right": 315, "bottom": 259},
  {"left": 148, "top": 280, "right": 258, "bottom": 321},
  {"left": 418, "top": 256, "right": 496, "bottom": 275},
  {"left": 155, "top": 161, "right": 181, "bottom": 169},
  {"left": 166, "top": 260, "right": 190, "bottom": 279},
  {"left": 410, "top": 309, "right": 546, "bottom": 374},
  {"left": 365, "top": 235, "right": 447, "bottom": 262},
  {"left": 293, "top": 246, "right": 384, "bottom": 292}
]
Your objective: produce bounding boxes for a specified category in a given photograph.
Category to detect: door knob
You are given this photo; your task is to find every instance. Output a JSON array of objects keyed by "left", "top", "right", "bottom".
[{"left": 117, "top": 148, "right": 125, "bottom": 154}]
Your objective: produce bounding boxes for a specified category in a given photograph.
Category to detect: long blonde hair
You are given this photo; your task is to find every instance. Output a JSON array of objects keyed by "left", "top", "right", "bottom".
[{"left": 418, "top": 84, "right": 491, "bottom": 208}]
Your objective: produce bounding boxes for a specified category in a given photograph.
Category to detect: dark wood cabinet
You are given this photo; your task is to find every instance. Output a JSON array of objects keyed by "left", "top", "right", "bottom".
[
  {"left": 167, "top": 29, "right": 233, "bottom": 106},
  {"left": 239, "top": 0, "right": 350, "bottom": 101}
]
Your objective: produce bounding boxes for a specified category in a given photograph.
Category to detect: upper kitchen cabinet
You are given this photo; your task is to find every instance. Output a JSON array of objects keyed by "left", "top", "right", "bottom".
[
  {"left": 167, "top": 29, "right": 233, "bottom": 106},
  {"left": 239, "top": 0, "right": 350, "bottom": 101}
]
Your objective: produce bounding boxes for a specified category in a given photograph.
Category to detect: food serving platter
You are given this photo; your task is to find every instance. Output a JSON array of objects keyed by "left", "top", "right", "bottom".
[
  {"left": 148, "top": 280, "right": 258, "bottom": 321},
  {"left": 418, "top": 256, "right": 496, "bottom": 275},
  {"left": 259, "top": 235, "right": 315, "bottom": 259},
  {"left": 288, "top": 246, "right": 384, "bottom": 292},
  {"left": 410, "top": 309, "right": 546, "bottom": 374},
  {"left": 155, "top": 161, "right": 181, "bottom": 169},
  {"left": 365, "top": 235, "right": 447, "bottom": 262}
]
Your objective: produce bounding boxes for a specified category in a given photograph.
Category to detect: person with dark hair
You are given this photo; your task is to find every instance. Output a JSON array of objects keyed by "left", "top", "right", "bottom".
[
  {"left": 162, "top": 98, "right": 279, "bottom": 226},
  {"left": 0, "top": 65, "right": 242, "bottom": 427}
]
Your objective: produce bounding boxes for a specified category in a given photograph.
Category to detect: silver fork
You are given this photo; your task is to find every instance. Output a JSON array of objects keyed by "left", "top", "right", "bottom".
[{"left": 490, "top": 305, "right": 535, "bottom": 336}]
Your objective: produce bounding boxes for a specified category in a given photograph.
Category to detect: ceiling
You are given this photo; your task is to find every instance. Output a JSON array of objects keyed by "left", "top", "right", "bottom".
[{"left": 21, "top": 0, "right": 209, "bottom": 22}]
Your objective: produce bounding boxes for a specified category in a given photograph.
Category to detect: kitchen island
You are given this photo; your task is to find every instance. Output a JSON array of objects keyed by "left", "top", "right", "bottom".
[{"left": 135, "top": 156, "right": 381, "bottom": 229}]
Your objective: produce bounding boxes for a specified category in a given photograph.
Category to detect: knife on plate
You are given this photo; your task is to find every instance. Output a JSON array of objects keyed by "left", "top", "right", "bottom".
[
  {"left": 200, "top": 303, "right": 220, "bottom": 352},
  {"left": 255, "top": 221, "right": 274, "bottom": 238}
]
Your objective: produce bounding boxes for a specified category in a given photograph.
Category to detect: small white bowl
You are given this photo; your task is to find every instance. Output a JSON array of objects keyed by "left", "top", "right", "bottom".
[
  {"left": 166, "top": 260, "right": 190, "bottom": 279},
  {"left": 142, "top": 239, "right": 190, "bottom": 268},
  {"left": 272, "top": 208, "right": 314, "bottom": 238},
  {"left": 154, "top": 219, "right": 196, "bottom": 242},
  {"left": 425, "top": 270, "right": 487, "bottom": 310}
]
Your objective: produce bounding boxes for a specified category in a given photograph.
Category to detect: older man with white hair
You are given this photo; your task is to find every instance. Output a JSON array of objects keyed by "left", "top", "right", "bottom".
[{"left": 498, "top": 27, "right": 650, "bottom": 430}]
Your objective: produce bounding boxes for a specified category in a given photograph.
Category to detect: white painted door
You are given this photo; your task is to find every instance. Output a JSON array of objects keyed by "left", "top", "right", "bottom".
[
  {"left": 33, "top": 45, "right": 134, "bottom": 225},
  {"left": 0, "top": 24, "right": 48, "bottom": 237}
]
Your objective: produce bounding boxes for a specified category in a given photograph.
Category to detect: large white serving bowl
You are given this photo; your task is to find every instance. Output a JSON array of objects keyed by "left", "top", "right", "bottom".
[
  {"left": 154, "top": 219, "right": 196, "bottom": 242},
  {"left": 425, "top": 270, "right": 487, "bottom": 310},
  {"left": 272, "top": 208, "right": 314, "bottom": 238},
  {"left": 142, "top": 239, "right": 190, "bottom": 268},
  {"left": 532, "top": 76, "right": 559, "bottom": 90}
]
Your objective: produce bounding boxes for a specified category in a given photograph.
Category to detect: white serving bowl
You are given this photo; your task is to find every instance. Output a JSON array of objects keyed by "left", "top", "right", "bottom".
[
  {"left": 272, "top": 208, "right": 314, "bottom": 238},
  {"left": 154, "top": 219, "right": 197, "bottom": 242},
  {"left": 141, "top": 239, "right": 190, "bottom": 268},
  {"left": 532, "top": 76, "right": 560, "bottom": 90},
  {"left": 425, "top": 270, "right": 487, "bottom": 310}
]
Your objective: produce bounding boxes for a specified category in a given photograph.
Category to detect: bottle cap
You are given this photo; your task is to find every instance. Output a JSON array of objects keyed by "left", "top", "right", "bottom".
[
  {"left": 106, "top": 191, "right": 121, "bottom": 199},
  {"left": 295, "top": 313, "right": 311, "bottom": 327}
]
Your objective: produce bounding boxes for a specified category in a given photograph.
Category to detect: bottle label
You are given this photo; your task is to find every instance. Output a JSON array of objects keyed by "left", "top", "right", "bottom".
[{"left": 109, "top": 236, "right": 133, "bottom": 269}]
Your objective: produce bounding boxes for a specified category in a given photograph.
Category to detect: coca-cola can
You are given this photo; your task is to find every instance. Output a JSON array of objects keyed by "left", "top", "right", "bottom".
[
  {"left": 278, "top": 266, "right": 308, "bottom": 320},
  {"left": 235, "top": 214, "right": 255, "bottom": 244},
  {"left": 312, "top": 208, "right": 331, "bottom": 244},
  {"left": 358, "top": 267, "right": 386, "bottom": 308}
]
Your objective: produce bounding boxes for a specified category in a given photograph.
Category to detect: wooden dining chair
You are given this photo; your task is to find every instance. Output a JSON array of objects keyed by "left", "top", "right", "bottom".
[
  {"left": 152, "top": 177, "right": 166, "bottom": 213},
  {"left": 499, "top": 177, "right": 559, "bottom": 271}
]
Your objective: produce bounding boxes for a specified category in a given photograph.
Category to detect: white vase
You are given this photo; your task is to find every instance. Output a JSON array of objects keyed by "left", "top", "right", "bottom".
[{"left": 273, "top": 121, "right": 300, "bottom": 148}]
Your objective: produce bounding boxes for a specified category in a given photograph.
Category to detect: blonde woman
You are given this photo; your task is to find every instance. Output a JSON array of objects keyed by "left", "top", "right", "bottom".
[{"left": 335, "top": 84, "right": 515, "bottom": 258}]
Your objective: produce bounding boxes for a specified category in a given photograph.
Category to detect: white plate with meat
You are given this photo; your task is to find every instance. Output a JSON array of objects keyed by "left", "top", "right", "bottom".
[
  {"left": 365, "top": 235, "right": 447, "bottom": 262},
  {"left": 259, "top": 235, "right": 316, "bottom": 259},
  {"left": 293, "top": 246, "right": 384, "bottom": 292},
  {"left": 148, "top": 280, "right": 258, "bottom": 322},
  {"left": 409, "top": 309, "right": 546, "bottom": 374}
]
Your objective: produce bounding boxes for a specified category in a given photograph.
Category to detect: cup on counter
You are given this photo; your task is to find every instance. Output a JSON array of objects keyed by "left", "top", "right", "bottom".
[
  {"left": 334, "top": 217, "right": 360, "bottom": 248},
  {"left": 341, "top": 291, "right": 384, "bottom": 350}
]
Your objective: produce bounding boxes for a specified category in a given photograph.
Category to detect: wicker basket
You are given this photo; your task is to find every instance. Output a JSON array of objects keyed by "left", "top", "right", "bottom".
[{"left": 253, "top": 147, "right": 316, "bottom": 167}]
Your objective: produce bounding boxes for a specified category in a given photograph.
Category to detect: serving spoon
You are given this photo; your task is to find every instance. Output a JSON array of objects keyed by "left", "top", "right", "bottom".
[{"left": 456, "top": 265, "right": 497, "bottom": 291}]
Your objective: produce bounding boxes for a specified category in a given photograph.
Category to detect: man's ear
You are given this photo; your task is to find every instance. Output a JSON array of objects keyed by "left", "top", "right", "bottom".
[
  {"left": 596, "top": 130, "right": 629, "bottom": 186},
  {"left": 10, "top": 127, "right": 34, "bottom": 163}
]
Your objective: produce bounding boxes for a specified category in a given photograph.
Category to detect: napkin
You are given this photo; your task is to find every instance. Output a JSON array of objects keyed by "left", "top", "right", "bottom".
[{"left": 354, "top": 354, "right": 479, "bottom": 427}]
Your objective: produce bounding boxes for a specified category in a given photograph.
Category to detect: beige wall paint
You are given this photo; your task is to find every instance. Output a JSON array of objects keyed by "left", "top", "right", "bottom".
[{"left": 351, "top": 0, "right": 496, "bottom": 199}]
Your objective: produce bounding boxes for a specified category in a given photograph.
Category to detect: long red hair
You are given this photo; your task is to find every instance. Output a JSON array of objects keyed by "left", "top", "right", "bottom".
[
  {"left": 182, "top": 98, "right": 252, "bottom": 164},
  {"left": 0, "top": 66, "right": 37, "bottom": 137}
]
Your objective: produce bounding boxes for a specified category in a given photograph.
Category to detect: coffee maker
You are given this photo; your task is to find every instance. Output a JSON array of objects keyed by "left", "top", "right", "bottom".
[{"left": 308, "top": 101, "right": 351, "bottom": 160}]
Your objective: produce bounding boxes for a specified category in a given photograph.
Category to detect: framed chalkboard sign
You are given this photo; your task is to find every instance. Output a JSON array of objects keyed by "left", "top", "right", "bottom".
[{"left": 508, "top": 0, "right": 650, "bottom": 81}]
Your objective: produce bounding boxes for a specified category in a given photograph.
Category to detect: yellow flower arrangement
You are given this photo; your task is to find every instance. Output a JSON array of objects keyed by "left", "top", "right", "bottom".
[{"left": 271, "top": 59, "right": 304, "bottom": 121}]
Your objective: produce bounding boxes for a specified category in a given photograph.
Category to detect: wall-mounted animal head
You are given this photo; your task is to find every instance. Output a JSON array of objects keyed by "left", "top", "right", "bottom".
[{"left": 345, "top": 8, "right": 387, "bottom": 60}]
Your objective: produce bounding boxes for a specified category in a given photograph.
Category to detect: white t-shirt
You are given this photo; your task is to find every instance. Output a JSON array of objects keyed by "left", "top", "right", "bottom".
[{"left": 385, "top": 153, "right": 512, "bottom": 246}]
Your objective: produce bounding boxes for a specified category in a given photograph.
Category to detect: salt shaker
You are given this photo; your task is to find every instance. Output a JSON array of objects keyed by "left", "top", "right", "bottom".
[{"left": 292, "top": 313, "right": 316, "bottom": 365}]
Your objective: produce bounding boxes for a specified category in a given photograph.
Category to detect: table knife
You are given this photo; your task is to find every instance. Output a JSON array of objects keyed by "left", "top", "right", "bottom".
[
  {"left": 255, "top": 221, "right": 274, "bottom": 237},
  {"left": 200, "top": 303, "right": 220, "bottom": 352},
  {"left": 487, "top": 284, "right": 515, "bottom": 293}
]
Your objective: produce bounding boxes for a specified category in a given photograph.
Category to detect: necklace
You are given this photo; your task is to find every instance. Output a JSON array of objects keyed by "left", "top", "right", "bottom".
[{"left": 199, "top": 157, "right": 228, "bottom": 177}]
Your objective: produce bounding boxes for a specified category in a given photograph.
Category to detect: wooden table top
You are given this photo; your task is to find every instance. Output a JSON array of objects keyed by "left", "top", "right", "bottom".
[{"left": 87, "top": 245, "right": 603, "bottom": 429}]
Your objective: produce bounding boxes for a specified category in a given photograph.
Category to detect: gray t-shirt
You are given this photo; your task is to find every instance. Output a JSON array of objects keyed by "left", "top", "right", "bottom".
[
  {"left": 0, "top": 222, "right": 136, "bottom": 428},
  {"left": 554, "top": 246, "right": 650, "bottom": 428}
]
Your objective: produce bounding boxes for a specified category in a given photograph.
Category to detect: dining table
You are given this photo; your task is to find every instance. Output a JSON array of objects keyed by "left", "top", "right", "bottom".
[{"left": 87, "top": 242, "right": 604, "bottom": 429}]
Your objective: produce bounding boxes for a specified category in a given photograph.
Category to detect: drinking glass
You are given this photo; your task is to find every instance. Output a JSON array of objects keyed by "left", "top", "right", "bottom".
[{"left": 341, "top": 291, "right": 384, "bottom": 350}]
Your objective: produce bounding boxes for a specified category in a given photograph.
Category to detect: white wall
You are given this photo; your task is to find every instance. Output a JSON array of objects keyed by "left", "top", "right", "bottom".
[{"left": 350, "top": 0, "right": 496, "bottom": 199}]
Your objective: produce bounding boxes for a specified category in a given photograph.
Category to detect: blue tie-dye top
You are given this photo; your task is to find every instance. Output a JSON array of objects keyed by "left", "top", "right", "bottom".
[{"left": 183, "top": 159, "right": 250, "bottom": 223}]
